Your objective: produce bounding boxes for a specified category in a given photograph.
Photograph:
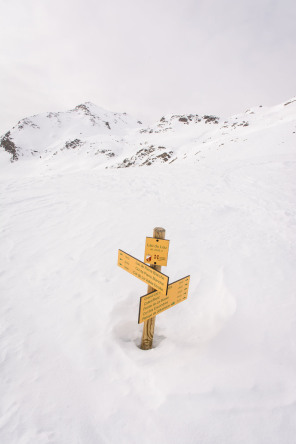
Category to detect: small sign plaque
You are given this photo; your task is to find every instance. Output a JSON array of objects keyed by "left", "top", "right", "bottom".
[
  {"left": 118, "top": 250, "right": 169, "bottom": 295},
  {"left": 138, "top": 275, "right": 190, "bottom": 323},
  {"left": 144, "top": 237, "right": 170, "bottom": 266}
]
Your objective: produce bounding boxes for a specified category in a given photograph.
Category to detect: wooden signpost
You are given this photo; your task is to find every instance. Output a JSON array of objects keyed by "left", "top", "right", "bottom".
[{"left": 117, "top": 227, "right": 190, "bottom": 350}]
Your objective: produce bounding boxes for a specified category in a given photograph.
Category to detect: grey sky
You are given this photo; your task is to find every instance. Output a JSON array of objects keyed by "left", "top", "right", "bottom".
[{"left": 0, "top": 0, "right": 295, "bottom": 134}]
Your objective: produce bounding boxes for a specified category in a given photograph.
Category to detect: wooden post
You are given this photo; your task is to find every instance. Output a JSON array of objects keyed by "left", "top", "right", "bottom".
[{"left": 141, "top": 227, "right": 166, "bottom": 350}]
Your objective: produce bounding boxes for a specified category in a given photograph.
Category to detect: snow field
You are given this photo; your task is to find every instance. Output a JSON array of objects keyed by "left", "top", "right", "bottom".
[{"left": 1, "top": 132, "right": 296, "bottom": 444}]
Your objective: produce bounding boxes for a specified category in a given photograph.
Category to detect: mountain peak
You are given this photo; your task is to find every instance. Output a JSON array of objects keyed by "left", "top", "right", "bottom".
[
  {"left": 72, "top": 102, "right": 110, "bottom": 116},
  {"left": 72, "top": 102, "right": 126, "bottom": 118}
]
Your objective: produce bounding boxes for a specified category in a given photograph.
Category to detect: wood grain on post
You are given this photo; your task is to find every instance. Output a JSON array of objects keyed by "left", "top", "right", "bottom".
[{"left": 141, "top": 227, "right": 166, "bottom": 350}]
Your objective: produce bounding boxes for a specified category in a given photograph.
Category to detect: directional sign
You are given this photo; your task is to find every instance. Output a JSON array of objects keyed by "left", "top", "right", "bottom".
[
  {"left": 118, "top": 250, "right": 169, "bottom": 295},
  {"left": 138, "top": 275, "right": 190, "bottom": 323},
  {"left": 144, "top": 237, "right": 170, "bottom": 266}
]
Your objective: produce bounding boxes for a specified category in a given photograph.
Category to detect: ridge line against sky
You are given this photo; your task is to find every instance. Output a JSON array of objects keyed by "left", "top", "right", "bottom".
[{"left": 0, "top": 0, "right": 295, "bottom": 135}]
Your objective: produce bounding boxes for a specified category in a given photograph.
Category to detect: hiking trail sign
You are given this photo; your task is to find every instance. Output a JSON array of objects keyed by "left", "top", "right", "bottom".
[
  {"left": 117, "top": 227, "right": 190, "bottom": 350},
  {"left": 144, "top": 237, "right": 170, "bottom": 266},
  {"left": 118, "top": 250, "right": 168, "bottom": 295},
  {"left": 138, "top": 276, "right": 190, "bottom": 324}
]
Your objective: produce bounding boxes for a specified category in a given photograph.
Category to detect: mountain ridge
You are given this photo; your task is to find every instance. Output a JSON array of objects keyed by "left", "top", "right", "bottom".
[{"left": 1, "top": 98, "right": 295, "bottom": 167}]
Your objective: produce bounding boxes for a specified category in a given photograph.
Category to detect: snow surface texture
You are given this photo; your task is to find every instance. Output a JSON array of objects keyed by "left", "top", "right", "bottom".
[{"left": 0, "top": 98, "right": 296, "bottom": 443}]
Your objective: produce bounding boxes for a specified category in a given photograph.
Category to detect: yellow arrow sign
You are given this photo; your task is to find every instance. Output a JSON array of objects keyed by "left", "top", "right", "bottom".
[
  {"left": 118, "top": 250, "right": 169, "bottom": 295},
  {"left": 138, "top": 275, "right": 190, "bottom": 323},
  {"left": 144, "top": 237, "right": 170, "bottom": 266}
]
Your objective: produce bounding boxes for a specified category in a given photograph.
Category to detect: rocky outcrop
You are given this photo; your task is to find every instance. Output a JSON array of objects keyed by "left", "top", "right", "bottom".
[
  {"left": 0, "top": 131, "right": 19, "bottom": 161},
  {"left": 114, "top": 145, "right": 175, "bottom": 168}
]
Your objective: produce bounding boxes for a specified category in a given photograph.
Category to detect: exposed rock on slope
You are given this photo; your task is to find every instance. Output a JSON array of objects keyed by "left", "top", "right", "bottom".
[{"left": 1, "top": 131, "right": 19, "bottom": 161}]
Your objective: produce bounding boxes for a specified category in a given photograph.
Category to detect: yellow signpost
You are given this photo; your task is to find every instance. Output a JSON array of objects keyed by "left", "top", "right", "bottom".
[
  {"left": 117, "top": 227, "right": 190, "bottom": 350},
  {"left": 144, "top": 237, "right": 170, "bottom": 266},
  {"left": 138, "top": 276, "right": 190, "bottom": 323},
  {"left": 118, "top": 249, "right": 169, "bottom": 295}
]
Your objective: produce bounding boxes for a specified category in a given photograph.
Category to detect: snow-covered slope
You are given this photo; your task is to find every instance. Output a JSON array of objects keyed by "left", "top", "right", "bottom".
[
  {"left": 1, "top": 98, "right": 296, "bottom": 168},
  {"left": 0, "top": 98, "right": 296, "bottom": 444},
  {"left": 0, "top": 102, "right": 143, "bottom": 162},
  {"left": 116, "top": 97, "right": 296, "bottom": 168}
]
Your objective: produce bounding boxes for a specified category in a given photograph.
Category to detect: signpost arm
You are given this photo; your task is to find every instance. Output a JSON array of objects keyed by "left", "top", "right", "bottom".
[{"left": 141, "top": 227, "right": 166, "bottom": 350}]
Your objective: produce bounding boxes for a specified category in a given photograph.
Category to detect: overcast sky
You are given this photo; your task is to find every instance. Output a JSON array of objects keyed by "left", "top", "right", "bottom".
[{"left": 0, "top": 0, "right": 295, "bottom": 134}]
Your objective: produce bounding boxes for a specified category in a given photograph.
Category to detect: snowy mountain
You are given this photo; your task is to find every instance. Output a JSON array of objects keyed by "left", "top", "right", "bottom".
[
  {"left": 1, "top": 98, "right": 296, "bottom": 168},
  {"left": 0, "top": 98, "right": 296, "bottom": 444},
  {"left": 0, "top": 102, "right": 143, "bottom": 162}
]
